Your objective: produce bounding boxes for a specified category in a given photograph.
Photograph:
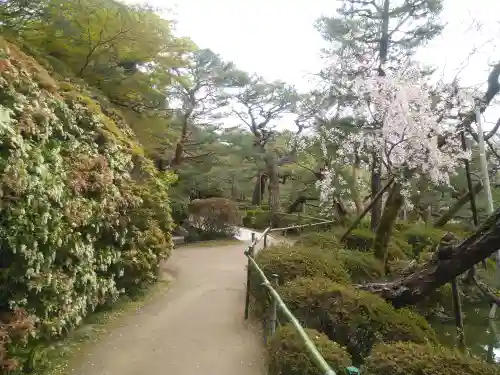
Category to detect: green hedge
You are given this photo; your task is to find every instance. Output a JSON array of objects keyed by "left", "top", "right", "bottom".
[
  {"left": 395, "top": 225, "right": 447, "bottom": 256},
  {"left": 295, "top": 232, "right": 397, "bottom": 282},
  {"left": 267, "top": 325, "right": 352, "bottom": 375},
  {"left": 341, "top": 228, "right": 411, "bottom": 261},
  {"left": 251, "top": 244, "right": 350, "bottom": 317},
  {"left": 243, "top": 208, "right": 271, "bottom": 229},
  {"left": 279, "top": 277, "right": 437, "bottom": 361},
  {"left": 337, "top": 250, "right": 384, "bottom": 283},
  {"left": 363, "top": 342, "right": 500, "bottom": 375},
  {"left": 295, "top": 231, "right": 341, "bottom": 249}
]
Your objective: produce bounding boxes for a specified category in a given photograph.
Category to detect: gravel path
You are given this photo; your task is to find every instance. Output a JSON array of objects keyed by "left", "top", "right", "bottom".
[{"left": 70, "top": 241, "right": 266, "bottom": 375}]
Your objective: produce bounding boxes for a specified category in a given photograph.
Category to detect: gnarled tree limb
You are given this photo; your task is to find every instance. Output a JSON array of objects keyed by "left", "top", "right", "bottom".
[{"left": 360, "top": 207, "right": 500, "bottom": 308}]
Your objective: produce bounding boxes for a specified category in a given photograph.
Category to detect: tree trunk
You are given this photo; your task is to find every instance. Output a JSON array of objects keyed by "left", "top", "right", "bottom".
[
  {"left": 370, "top": 156, "right": 382, "bottom": 231},
  {"left": 266, "top": 154, "right": 280, "bottom": 226},
  {"left": 170, "top": 112, "right": 192, "bottom": 168},
  {"left": 433, "top": 182, "right": 483, "bottom": 227},
  {"left": 334, "top": 198, "right": 348, "bottom": 221},
  {"left": 360, "top": 207, "right": 500, "bottom": 308},
  {"left": 373, "top": 182, "right": 404, "bottom": 271},
  {"left": 352, "top": 152, "right": 363, "bottom": 215},
  {"left": 251, "top": 173, "right": 268, "bottom": 206},
  {"left": 340, "top": 176, "right": 395, "bottom": 242},
  {"left": 370, "top": 0, "right": 390, "bottom": 232}
]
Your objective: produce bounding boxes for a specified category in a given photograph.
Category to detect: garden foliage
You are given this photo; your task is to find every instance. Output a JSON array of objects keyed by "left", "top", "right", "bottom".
[{"left": 0, "top": 39, "right": 173, "bottom": 370}]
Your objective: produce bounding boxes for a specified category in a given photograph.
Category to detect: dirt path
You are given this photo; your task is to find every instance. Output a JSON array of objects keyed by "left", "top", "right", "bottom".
[{"left": 69, "top": 241, "right": 266, "bottom": 375}]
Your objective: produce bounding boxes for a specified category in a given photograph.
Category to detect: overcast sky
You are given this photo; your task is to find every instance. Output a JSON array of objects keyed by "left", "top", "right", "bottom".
[{"left": 134, "top": 0, "right": 500, "bottom": 128}]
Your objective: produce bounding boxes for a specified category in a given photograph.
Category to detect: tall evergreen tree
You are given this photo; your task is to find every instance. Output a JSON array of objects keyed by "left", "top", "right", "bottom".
[{"left": 315, "top": 0, "right": 445, "bottom": 230}]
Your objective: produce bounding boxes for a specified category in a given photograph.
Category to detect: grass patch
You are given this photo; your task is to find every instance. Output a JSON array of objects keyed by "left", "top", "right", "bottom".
[
  {"left": 32, "top": 280, "right": 170, "bottom": 375},
  {"left": 180, "top": 239, "right": 243, "bottom": 248}
]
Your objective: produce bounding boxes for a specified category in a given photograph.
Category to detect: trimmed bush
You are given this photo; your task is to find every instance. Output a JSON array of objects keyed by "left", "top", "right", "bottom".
[
  {"left": 343, "top": 228, "right": 410, "bottom": 262},
  {"left": 279, "top": 277, "right": 436, "bottom": 361},
  {"left": 189, "top": 198, "right": 241, "bottom": 237},
  {"left": 295, "top": 232, "right": 384, "bottom": 283},
  {"left": 283, "top": 232, "right": 384, "bottom": 283},
  {"left": 396, "top": 225, "right": 447, "bottom": 256},
  {"left": 337, "top": 250, "right": 384, "bottom": 283},
  {"left": 243, "top": 208, "right": 270, "bottom": 229},
  {"left": 344, "top": 228, "right": 374, "bottom": 251},
  {"left": 363, "top": 341, "right": 500, "bottom": 375},
  {"left": 268, "top": 325, "right": 351, "bottom": 375},
  {"left": 242, "top": 215, "right": 253, "bottom": 227},
  {"left": 296, "top": 231, "right": 341, "bottom": 249},
  {"left": 170, "top": 195, "right": 189, "bottom": 224},
  {"left": 251, "top": 245, "right": 350, "bottom": 317}
]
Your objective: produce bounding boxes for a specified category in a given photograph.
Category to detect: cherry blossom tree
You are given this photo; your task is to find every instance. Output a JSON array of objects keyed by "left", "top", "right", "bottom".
[{"left": 317, "top": 64, "right": 470, "bottom": 268}]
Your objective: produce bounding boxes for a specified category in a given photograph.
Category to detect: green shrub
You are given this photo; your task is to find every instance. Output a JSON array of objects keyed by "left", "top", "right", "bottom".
[
  {"left": 296, "top": 231, "right": 341, "bottom": 249},
  {"left": 343, "top": 228, "right": 410, "bottom": 261},
  {"left": 397, "top": 225, "right": 447, "bottom": 256},
  {"left": 184, "top": 225, "right": 230, "bottom": 243},
  {"left": 394, "top": 220, "right": 413, "bottom": 231},
  {"left": 337, "top": 250, "right": 384, "bottom": 283},
  {"left": 279, "top": 277, "right": 436, "bottom": 361},
  {"left": 251, "top": 245, "right": 350, "bottom": 317},
  {"left": 242, "top": 215, "right": 253, "bottom": 227},
  {"left": 244, "top": 208, "right": 270, "bottom": 229},
  {"left": 268, "top": 325, "right": 352, "bottom": 375},
  {"left": 388, "top": 236, "right": 413, "bottom": 259},
  {"left": 441, "top": 223, "right": 473, "bottom": 239},
  {"left": 170, "top": 195, "right": 189, "bottom": 224},
  {"left": 279, "top": 232, "right": 384, "bottom": 283},
  {"left": 363, "top": 342, "right": 500, "bottom": 375},
  {"left": 344, "top": 228, "right": 374, "bottom": 251},
  {"left": 253, "top": 210, "right": 271, "bottom": 229}
]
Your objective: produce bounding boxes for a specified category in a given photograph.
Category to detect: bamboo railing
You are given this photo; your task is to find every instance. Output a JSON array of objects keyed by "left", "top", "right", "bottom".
[{"left": 243, "top": 223, "right": 360, "bottom": 375}]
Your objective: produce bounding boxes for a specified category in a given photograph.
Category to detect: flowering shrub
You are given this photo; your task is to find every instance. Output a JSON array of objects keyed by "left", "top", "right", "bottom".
[{"left": 0, "top": 37, "right": 173, "bottom": 365}]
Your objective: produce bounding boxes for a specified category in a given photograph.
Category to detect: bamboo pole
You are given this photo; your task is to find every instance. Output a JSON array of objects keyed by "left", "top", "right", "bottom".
[
  {"left": 268, "top": 220, "right": 335, "bottom": 233},
  {"left": 244, "top": 233, "right": 256, "bottom": 320},
  {"left": 433, "top": 182, "right": 483, "bottom": 227},
  {"left": 460, "top": 130, "right": 480, "bottom": 227},
  {"left": 451, "top": 277, "right": 466, "bottom": 352},
  {"left": 269, "top": 274, "right": 279, "bottom": 337},
  {"left": 475, "top": 101, "right": 500, "bottom": 319},
  {"left": 245, "top": 254, "right": 340, "bottom": 375},
  {"left": 278, "top": 212, "right": 329, "bottom": 222}
]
